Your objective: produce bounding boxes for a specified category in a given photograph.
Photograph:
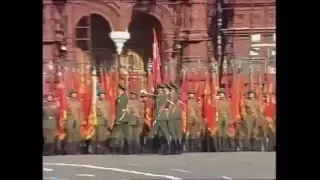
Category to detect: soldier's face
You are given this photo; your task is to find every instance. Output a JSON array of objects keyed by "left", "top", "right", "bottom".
[
  {"left": 118, "top": 89, "right": 123, "bottom": 94},
  {"left": 188, "top": 93, "right": 195, "bottom": 98},
  {"left": 130, "top": 94, "right": 137, "bottom": 99},
  {"left": 164, "top": 88, "right": 169, "bottom": 93},
  {"left": 46, "top": 95, "right": 53, "bottom": 102},
  {"left": 71, "top": 93, "right": 78, "bottom": 98},
  {"left": 99, "top": 94, "right": 106, "bottom": 99}
]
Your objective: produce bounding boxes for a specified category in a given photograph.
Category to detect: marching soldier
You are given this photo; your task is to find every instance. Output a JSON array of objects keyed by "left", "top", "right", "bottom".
[
  {"left": 65, "top": 89, "right": 83, "bottom": 154},
  {"left": 241, "top": 90, "right": 264, "bottom": 151},
  {"left": 110, "top": 84, "right": 129, "bottom": 154},
  {"left": 169, "top": 82, "right": 183, "bottom": 154},
  {"left": 147, "top": 84, "right": 171, "bottom": 154},
  {"left": 43, "top": 93, "right": 58, "bottom": 156},
  {"left": 90, "top": 91, "right": 111, "bottom": 154},
  {"left": 216, "top": 89, "right": 233, "bottom": 152},
  {"left": 126, "top": 91, "right": 144, "bottom": 154},
  {"left": 186, "top": 90, "right": 202, "bottom": 152}
]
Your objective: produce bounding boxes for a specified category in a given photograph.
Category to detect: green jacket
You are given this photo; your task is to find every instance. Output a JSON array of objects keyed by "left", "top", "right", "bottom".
[{"left": 115, "top": 93, "right": 129, "bottom": 124}]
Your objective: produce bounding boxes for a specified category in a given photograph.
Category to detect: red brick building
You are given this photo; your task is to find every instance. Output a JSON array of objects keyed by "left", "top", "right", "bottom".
[{"left": 43, "top": 0, "right": 275, "bottom": 94}]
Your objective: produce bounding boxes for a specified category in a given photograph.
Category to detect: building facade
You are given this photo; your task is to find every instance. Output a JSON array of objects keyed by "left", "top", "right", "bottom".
[{"left": 43, "top": 0, "right": 275, "bottom": 94}]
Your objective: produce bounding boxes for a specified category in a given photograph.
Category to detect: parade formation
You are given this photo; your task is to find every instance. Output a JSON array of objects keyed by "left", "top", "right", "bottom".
[{"left": 43, "top": 70, "right": 276, "bottom": 155}]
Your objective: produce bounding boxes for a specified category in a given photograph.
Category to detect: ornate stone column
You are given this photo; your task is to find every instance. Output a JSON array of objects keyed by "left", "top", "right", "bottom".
[{"left": 162, "top": 33, "right": 177, "bottom": 83}]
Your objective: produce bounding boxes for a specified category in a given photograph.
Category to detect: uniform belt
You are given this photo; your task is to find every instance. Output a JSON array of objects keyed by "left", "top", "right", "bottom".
[{"left": 48, "top": 117, "right": 54, "bottom": 119}]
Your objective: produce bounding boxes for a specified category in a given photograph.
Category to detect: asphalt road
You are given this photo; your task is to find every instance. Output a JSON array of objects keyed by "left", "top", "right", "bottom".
[{"left": 43, "top": 152, "right": 275, "bottom": 180}]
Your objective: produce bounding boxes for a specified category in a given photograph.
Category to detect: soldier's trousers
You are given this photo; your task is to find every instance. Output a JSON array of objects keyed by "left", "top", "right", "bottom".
[
  {"left": 110, "top": 123, "right": 126, "bottom": 153},
  {"left": 216, "top": 119, "right": 229, "bottom": 151},
  {"left": 65, "top": 120, "right": 83, "bottom": 154},
  {"left": 90, "top": 124, "right": 110, "bottom": 154},
  {"left": 43, "top": 129, "right": 56, "bottom": 156},
  {"left": 242, "top": 115, "right": 259, "bottom": 151},
  {"left": 186, "top": 122, "right": 202, "bottom": 152},
  {"left": 147, "top": 120, "right": 171, "bottom": 153},
  {"left": 148, "top": 121, "right": 171, "bottom": 141},
  {"left": 133, "top": 123, "right": 143, "bottom": 153}
]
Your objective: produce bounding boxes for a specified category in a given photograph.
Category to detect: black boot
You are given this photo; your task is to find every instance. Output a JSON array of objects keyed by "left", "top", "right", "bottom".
[
  {"left": 176, "top": 140, "right": 182, "bottom": 154},
  {"left": 222, "top": 137, "right": 230, "bottom": 152},
  {"left": 262, "top": 137, "right": 268, "bottom": 151},
  {"left": 243, "top": 138, "right": 251, "bottom": 151},
  {"left": 43, "top": 143, "right": 54, "bottom": 156},
  {"left": 229, "top": 137, "right": 236, "bottom": 152},
  {"left": 98, "top": 141, "right": 108, "bottom": 154},
  {"left": 184, "top": 139, "right": 191, "bottom": 152},
  {"left": 267, "top": 137, "right": 275, "bottom": 151},
  {"left": 88, "top": 140, "right": 97, "bottom": 154},
  {"left": 251, "top": 137, "right": 260, "bottom": 151},
  {"left": 127, "top": 140, "right": 133, "bottom": 154},
  {"left": 75, "top": 141, "right": 83, "bottom": 155},
  {"left": 213, "top": 137, "right": 220, "bottom": 152},
  {"left": 144, "top": 138, "right": 153, "bottom": 153}
]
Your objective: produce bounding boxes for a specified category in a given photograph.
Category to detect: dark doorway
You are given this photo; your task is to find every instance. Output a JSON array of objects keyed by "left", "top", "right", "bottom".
[
  {"left": 125, "top": 11, "right": 163, "bottom": 72},
  {"left": 75, "top": 14, "right": 116, "bottom": 69}
]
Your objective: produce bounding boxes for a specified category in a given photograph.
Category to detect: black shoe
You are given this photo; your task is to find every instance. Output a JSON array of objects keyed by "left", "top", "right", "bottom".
[
  {"left": 229, "top": 137, "right": 236, "bottom": 152},
  {"left": 213, "top": 137, "right": 219, "bottom": 152},
  {"left": 176, "top": 140, "right": 182, "bottom": 154},
  {"left": 243, "top": 138, "right": 251, "bottom": 151},
  {"left": 43, "top": 143, "right": 55, "bottom": 156}
]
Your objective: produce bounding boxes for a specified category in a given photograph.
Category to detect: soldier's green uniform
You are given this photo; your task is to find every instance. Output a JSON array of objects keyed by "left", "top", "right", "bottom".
[
  {"left": 91, "top": 91, "right": 111, "bottom": 154},
  {"left": 147, "top": 84, "right": 171, "bottom": 154},
  {"left": 168, "top": 82, "right": 183, "bottom": 153},
  {"left": 110, "top": 84, "right": 129, "bottom": 153},
  {"left": 241, "top": 91, "right": 264, "bottom": 151},
  {"left": 65, "top": 90, "right": 83, "bottom": 154},
  {"left": 126, "top": 92, "right": 144, "bottom": 154},
  {"left": 43, "top": 93, "right": 57, "bottom": 155},
  {"left": 216, "top": 89, "right": 234, "bottom": 152},
  {"left": 186, "top": 90, "right": 202, "bottom": 152}
]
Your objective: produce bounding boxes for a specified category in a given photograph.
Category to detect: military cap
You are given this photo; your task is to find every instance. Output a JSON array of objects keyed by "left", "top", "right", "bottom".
[
  {"left": 118, "top": 84, "right": 126, "bottom": 90},
  {"left": 169, "top": 82, "right": 179, "bottom": 89},
  {"left": 217, "top": 88, "right": 225, "bottom": 94},
  {"left": 188, "top": 90, "right": 196, "bottom": 94},
  {"left": 140, "top": 92, "right": 147, "bottom": 97},
  {"left": 68, "top": 89, "right": 78, "bottom": 95},
  {"left": 157, "top": 84, "right": 165, "bottom": 89},
  {"left": 245, "top": 90, "right": 256, "bottom": 95},
  {"left": 165, "top": 83, "right": 172, "bottom": 89},
  {"left": 130, "top": 91, "right": 138, "bottom": 96},
  {"left": 44, "top": 92, "right": 54, "bottom": 98},
  {"left": 97, "top": 91, "right": 106, "bottom": 96}
]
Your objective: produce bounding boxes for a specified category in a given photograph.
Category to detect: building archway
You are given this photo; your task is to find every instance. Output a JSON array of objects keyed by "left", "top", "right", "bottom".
[
  {"left": 124, "top": 10, "right": 163, "bottom": 72},
  {"left": 75, "top": 13, "right": 116, "bottom": 68}
]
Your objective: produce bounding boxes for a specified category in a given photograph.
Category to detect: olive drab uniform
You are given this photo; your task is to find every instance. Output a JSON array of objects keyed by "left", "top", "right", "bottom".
[
  {"left": 169, "top": 87, "right": 183, "bottom": 153},
  {"left": 110, "top": 86, "right": 129, "bottom": 153},
  {"left": 126, "top": 94, "right": 144, "bottom": 154},
  {"left": 66, "top": 97, "right": 83, "bottom": 154},
  {"left": 241, "top": 92, "right": 264, "bottom": 151},
  {"left": 216, "top": 96, "right": 233, "bottom": 152},
  {"left": 92, "top": 96, "right": 111, "bottom": 154},
  {"left": 43, "top": 99, "right": 58, "bottom": 155},
  {"left": 186, "top": 92, "right": 202, "bottom": 152}
]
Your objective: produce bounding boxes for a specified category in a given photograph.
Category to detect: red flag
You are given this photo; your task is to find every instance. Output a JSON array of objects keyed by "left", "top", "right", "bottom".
[
  {"left": 55, "top": 71, "right": 67, "bottom": 140},
  {"left": 180, "top": 70, "right": 188, "bottom": 133},
  {"left": 208, "top": 72, "right": 217, "bottom": 133},
  {"left": 203, "top": 73, "right": 213, "bottom": 131},
  {"left": 152, "top": 29, "right": 162, "bottom": 85},
  {"left": 230, "top": 70, "right": 241, "bottom": 123}
]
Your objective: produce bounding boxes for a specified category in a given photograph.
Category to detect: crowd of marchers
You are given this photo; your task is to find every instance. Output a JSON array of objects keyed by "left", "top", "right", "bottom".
[{"left": 43, "top": 82, "right": 276, "bottom": 156}]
